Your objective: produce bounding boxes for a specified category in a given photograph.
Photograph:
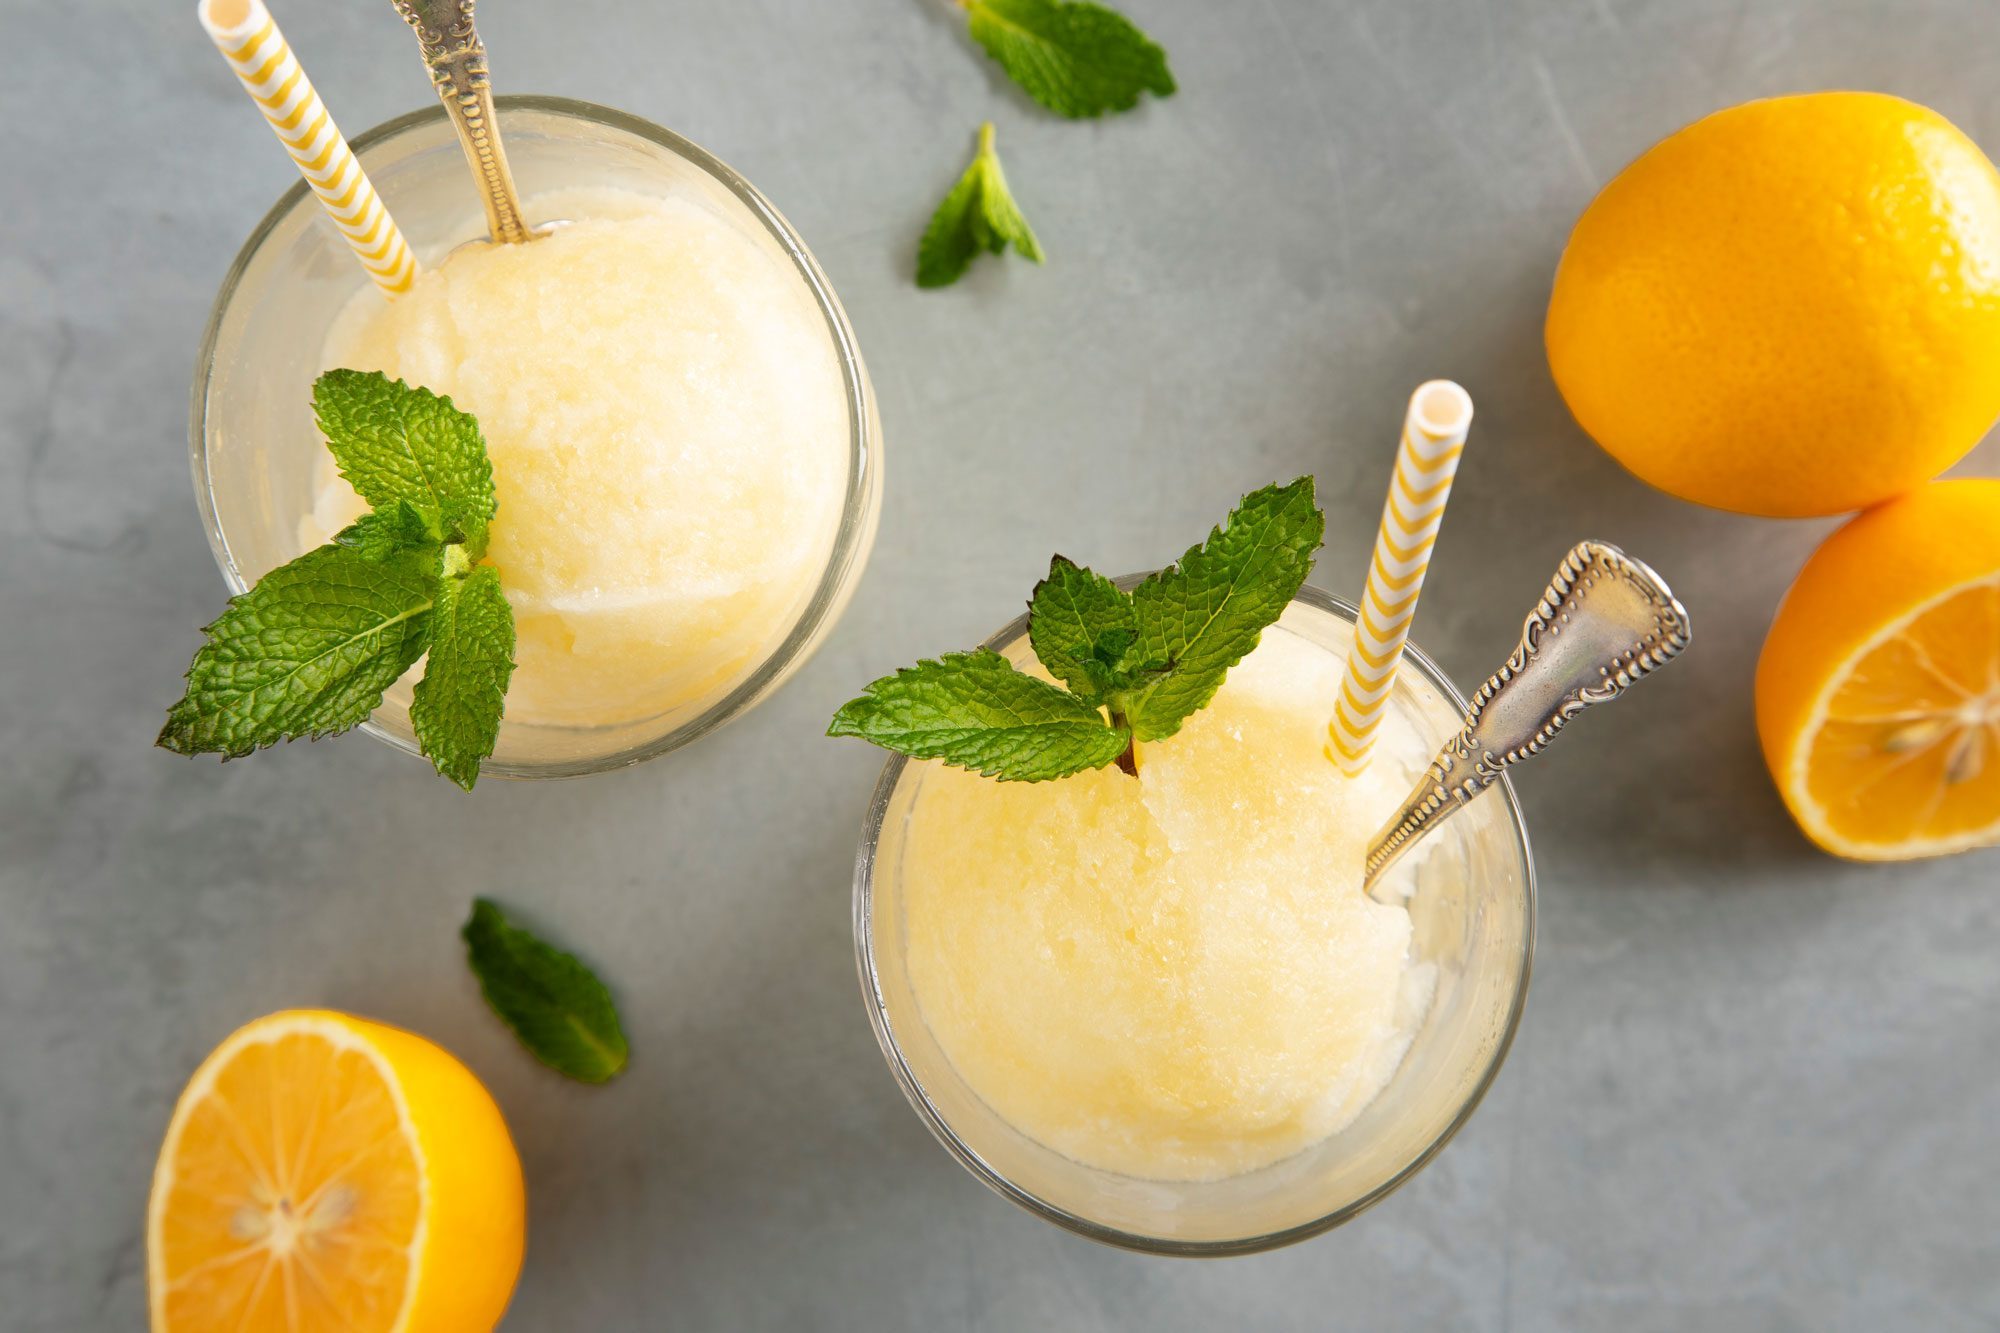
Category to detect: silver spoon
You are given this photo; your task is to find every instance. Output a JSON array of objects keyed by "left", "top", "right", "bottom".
[
  {"left": 1364, "top": 540, "right": 1693, "bottom": 901},
  {"left": 391, "top": 0, "right": 533, "bottom": 245}
]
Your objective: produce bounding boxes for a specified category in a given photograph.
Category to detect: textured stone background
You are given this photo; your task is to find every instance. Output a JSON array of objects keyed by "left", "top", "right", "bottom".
[{"left": 2, "top": 1, "right": 1997, "bottom": 1328}]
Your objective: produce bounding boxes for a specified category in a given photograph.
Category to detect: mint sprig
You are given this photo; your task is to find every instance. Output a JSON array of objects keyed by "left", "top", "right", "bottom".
[
  {"left": 919, "top": 122, "right": 1044, "bottom": 289},
  {"left": 961, "top": 0, "right": 1176, "bottom": 120},
  {"left": 160, "top": 370, "right": 516, "bottom": 790},
  {"left": 828, "top": 478, "right": 1323, "bottom": 781},
  {"left": 463, "top": 898, "right": 628, "bottom": 1084}
]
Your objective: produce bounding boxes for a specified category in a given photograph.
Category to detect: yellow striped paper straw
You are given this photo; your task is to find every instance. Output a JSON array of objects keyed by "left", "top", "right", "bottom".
[
  {"left": 1328, "top": 380, "right": 1475, "bottom": 776},
  {"left": 198, "top": 0, "right": 416, "bottom": 297}
]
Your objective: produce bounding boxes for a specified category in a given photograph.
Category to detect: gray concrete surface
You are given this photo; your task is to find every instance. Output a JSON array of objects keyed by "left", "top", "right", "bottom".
[{"left": 4, "top": 1, "right": 1999, "bottom": 1328}]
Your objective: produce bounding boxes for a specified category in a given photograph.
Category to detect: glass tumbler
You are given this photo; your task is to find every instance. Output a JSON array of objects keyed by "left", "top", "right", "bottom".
[
  {"left": 190, "top": 96, "right": 882, "bottom": 778},
  {"left": 853, "top": 586, "right": 1535, "bottom": 1254}
]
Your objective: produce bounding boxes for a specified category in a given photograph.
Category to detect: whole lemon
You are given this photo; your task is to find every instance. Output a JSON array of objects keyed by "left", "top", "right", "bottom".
[{"left": 1546, "top": 92, "right": 2000, "bottom": 517}]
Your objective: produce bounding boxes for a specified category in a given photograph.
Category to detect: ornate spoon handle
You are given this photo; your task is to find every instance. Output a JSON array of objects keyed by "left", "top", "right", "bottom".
[
  {"left": 391, "top": 0, "right": 531, "bottom": 245},
  {"left": 1363, "top": 541, "right": 1692, "bottom": 898}
]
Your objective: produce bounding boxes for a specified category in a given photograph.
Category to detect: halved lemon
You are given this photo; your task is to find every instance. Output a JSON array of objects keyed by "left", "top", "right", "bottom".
[
  {"left": 1757, "top": 479, "right": 2000, "bottom": 860},
  {"left": 147, "top": 1010, "right": 524, "bottom": 1332}
]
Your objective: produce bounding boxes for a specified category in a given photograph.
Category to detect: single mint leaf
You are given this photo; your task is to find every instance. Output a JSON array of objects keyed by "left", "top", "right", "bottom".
[
  {"left": 157, "top": 543, "right": 435, "bottom": 758},
  {"left": 463, "top": 898, "right": 628, "bottom": 1084},
  {"left": 335, "top": 498, "right": 442, "bottom": 565},
  {"left": 312, "top": 370, "right": 497, "bottom": 557},
  {"left": 410, "top": 566, "right": 516, "bottom": 791},
  {"left": 966, "top": 0, "right": 1176, "bottom": 119},
  {"left": 1122, "top": 477, "right": 1324, "bottom": 741},
  {"left": 1028, "top": 555, "right": 1135, "bottom": 699},
  {"left": 828, "top": 649, "right": 1128, "bottom": 780},
  {"left": 918, "top": 122, "right": 1045, "bottom": 289}
]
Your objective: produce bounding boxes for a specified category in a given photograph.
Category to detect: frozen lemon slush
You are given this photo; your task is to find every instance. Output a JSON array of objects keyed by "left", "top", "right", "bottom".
[
  {"left": 308, "top": 185, "right": 848, "bottom": 729},
  {"left": 898, "top": 624, "right": 1435, "bottom": 1182}
]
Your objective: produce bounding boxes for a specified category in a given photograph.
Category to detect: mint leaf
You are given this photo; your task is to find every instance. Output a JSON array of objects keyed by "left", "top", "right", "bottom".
[
  {"left": 336, "top": 498, "right": 441, "bottom": 565},
  {"left": 966, "top": 0, "right": 1176, "bottom": 119},
  {"left": 919, "top": 122, "right": 1045, "bottom": 289},
  {"left": 157, "top": 543, "right": 435, "bottom": 758},
  {"left": 463, "top": 898, "right": 628, "bottom": 1084},
  {"left": 312, "top": 370, "right": 497, "bottom": 557},
  {"left": 1122, "top": 477, "right": 1324, "bottom": 740},
  {"left": 1028, "top": 556, "right": 1135, "bottom": 700},
  {"left": 410, "top": 566, "right": 516, "bottom": 791},
  {"left": 828, "top": 649, "right": 1127, "bottom": 780}
]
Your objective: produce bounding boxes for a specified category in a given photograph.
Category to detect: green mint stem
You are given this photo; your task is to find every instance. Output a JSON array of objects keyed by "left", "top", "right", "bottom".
[{"left": 1108, "top": 701, "right": 1138, "bottom": 776}]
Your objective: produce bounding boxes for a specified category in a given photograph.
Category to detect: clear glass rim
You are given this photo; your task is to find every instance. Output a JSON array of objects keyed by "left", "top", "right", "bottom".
[
  {"left": 850, "top": 581, "right": 1538, "bottom": 1256},
  {"left": 188, "top": 95, "right": 879, "bottom": 780}
]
